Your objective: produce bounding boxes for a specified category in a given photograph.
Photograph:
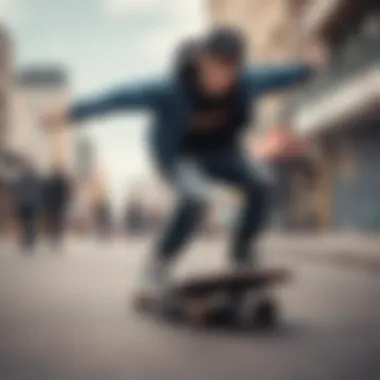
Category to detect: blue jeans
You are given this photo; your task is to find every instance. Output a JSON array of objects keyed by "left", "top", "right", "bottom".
[{"left": 157, "top": 147, "right": 273, "bottom": 265}]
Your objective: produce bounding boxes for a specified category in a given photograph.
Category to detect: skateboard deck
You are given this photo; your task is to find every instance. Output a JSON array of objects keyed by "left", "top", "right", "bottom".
[{"left": 133, "top": 268, "right": 291, "bottom": 328}]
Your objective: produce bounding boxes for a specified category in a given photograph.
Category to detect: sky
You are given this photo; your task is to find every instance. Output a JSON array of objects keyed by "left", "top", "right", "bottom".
[{"left": 1, "top": 0, "right": 207, "bottom": 206}]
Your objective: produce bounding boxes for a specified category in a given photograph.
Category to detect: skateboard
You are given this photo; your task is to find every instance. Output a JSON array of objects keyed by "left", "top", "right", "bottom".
[{"left": 133, "top": 268, "right": 291, "bottom": 329}]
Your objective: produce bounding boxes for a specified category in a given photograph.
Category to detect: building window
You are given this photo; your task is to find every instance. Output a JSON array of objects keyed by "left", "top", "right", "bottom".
[
  {"left": 336, "top": 140, "right": 357, "bottom": 181},
  {"left": 362, "top": 13, "right": 380, "bottom": 37}
]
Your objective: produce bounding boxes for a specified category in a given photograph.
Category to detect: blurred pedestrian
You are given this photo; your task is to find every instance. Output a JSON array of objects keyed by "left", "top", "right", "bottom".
[
  {"left": 95, "top": 198, "right": 112, "bottom": 238},
  {"left": 43, "top": 166, "right": 71, "bottom": 249},
  {"left": 0, "top": 183, "right": 8, "bottom": 235},
  {"left": 15, "top": 161, "right": 42, "bottom": 252},
  {"left": 124, "top": 196, "right": 145, "bottom": 235}
]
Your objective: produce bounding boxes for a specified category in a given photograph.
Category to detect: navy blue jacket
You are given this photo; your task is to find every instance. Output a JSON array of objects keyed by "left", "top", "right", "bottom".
[{"left": 70, "top": 64, "right": 312, "bottom": 173}]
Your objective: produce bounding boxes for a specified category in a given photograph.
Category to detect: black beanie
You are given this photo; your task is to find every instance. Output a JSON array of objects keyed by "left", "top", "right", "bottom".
[{"left": 202, "top": 27, "right": 246, "bottom": 64}]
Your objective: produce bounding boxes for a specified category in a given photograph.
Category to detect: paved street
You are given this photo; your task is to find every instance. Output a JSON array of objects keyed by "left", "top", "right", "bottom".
[{"left": 0, "top": 237, "right": 379, "bottom": 380}]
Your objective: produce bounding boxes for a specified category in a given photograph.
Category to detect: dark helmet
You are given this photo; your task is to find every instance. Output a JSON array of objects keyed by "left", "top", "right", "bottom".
[{"left": 201, "top": 27, "right": 246, "bottom": 64}]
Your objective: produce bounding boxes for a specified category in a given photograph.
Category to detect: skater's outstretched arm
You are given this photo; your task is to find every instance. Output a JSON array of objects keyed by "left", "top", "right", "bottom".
[
  {"left": 69, "top": 79, "right": 165, "bottom": 122},
  {"left": 43, "top": 78, "right": 166, "bottom": 129},
  {"left": 245, "top": 41, "right": 327, "bottom": 95},
  {"left": 245, "top": 63, "right": 314, "bottom": 95}
]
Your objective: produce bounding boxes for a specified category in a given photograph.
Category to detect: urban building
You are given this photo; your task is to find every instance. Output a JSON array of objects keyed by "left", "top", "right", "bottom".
[
  {"left": 0, "top": 25, "right": 15, "bottom": 169},
  {"left": 68, "top": 137, "right": 104, "bottom": 233},
  {"left": 9, "top": 65, "right": 73, "bottom": 176},
  {"left": 0, "top": 25, "right": 12, "bottom": 150},
  {"left": 0, "top": 25, "right": 16, "bottom": 234},
  {"left": 295, "top": 0, "right": 380, "bottom": 231}
]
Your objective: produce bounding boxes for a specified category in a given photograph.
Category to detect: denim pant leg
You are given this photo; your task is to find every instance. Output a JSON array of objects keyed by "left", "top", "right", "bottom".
[
  {"left": 156, "top": 159, "right": 210, "bottom": 262},
  {"left": 198, "top": 149, "right": 274, "bottom": 264},
  {"left": 156, "top": 149, "right": 273, "bottom": 265}
]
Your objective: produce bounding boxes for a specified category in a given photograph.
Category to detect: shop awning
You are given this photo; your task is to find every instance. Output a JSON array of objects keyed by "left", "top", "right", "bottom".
[
  {"left": 302, "top": 0, "right": 344, "bottom": 36},
  {"left": 301, "top": 0, "right": 377, "bottom": 42},
  {"left": 295, "top": 67, "right": 380, "bottom": 135}
]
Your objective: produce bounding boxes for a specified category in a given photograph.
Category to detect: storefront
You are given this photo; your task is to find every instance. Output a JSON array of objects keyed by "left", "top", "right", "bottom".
[
  {"left": 295, "top": 10, "right": 380, "bottom": 231},
  {"left": 0, "top": 151, "right": 22, "bottom": 234}
]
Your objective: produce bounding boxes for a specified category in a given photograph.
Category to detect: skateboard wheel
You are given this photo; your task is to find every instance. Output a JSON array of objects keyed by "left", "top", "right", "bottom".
[
  {"left": 132, "top": 294, "right": 152, "bottom": 312},
  {"left": 187, "top": 295, "right": 238, "bottom": 327},
  {"left": 253, "top": 298, "right": 278, "bottom": 328},
  {"left": 160, "top": 297, "right": 185, "bottom": 322},
  {"left": 187, "top": 299, "right": 209, "bottom": 325}
]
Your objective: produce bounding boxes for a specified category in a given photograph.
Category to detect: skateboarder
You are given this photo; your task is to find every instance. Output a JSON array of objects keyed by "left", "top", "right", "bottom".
[{"left": 45, "top": 28, "right": 323, "bottom": 297}]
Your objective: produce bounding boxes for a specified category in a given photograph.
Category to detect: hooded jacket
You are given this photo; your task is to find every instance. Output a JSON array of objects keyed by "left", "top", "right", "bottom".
[{"left": 70, "top": 63, "right": 312, "bottom": 175}]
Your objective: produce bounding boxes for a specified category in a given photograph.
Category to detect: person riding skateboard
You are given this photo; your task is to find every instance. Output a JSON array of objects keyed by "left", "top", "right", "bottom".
[{"left": 44, "top": 28, "right": 324, "bottom": 298}]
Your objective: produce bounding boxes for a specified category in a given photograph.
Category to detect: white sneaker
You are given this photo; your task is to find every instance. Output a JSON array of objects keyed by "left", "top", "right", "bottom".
[
  {"left": 135, "top": 258, "right": 170, "bottom": 301},
  {"left": 231, "top": 249, "right": 261, "bottom": 273},
  {"left": 231, "top": 260, "right": 258, "bottom": 274}
]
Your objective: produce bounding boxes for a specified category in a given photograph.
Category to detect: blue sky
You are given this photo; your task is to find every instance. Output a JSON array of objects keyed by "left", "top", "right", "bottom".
[{"left": 1, "top": 0, "right": 207, "bottom": 205}]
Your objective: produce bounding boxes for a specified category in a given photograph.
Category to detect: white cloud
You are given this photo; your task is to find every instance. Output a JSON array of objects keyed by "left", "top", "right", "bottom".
[
  {"left": 141, "top": 29, "right": 184, "bottom": 64},
  {"left": 0, "top": 0, "right": 12, "bottom": 20},
  {"left": 0, "top": 0, "right": 21, "bottom": 23},
  {"left": 105, "top": 0, "right": 206, "bottom": 27},
  {"left": 101, "top": 0, "right": 207, "bottom": 75},
  {"left": 105, "top": 0, "right": 160, "bottom": 17},
  {"left": 138, "top": 0, "right": 207, "bottom": 68},
  {"left": 0, "top": 0, "right": 11, "bottom": 12}
]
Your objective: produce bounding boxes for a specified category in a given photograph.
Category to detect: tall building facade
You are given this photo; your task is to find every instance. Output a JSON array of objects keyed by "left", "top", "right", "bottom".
[
  {"left": 8, "top": 65, "right": 74, "bottom": 176},
  {"left": 294, "top": 0, "right": 380, "bottom": 231},
  {"left": 0, "top": 25, "right": 14, "bottom": 172},
  {"left": 0, "top": 25, "right": 12, "bottom": 142},
  {"left": 0, "top": 25, "right": 15, "bottom": 234}
]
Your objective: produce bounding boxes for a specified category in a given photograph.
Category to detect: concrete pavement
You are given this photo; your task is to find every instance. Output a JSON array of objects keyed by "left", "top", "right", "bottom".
[
  {"left": 264, "top": 233, "right": 380, "bottom": 272},
  {"left": 0, "top": 237, "right": 379, "bottom": 380},
  {"left": 1, "top": 231, "right": 380, "bottom": 271}
]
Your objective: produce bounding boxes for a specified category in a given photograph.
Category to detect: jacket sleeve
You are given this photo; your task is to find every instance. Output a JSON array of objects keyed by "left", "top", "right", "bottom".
[
  {"left": 245, "top": 64, "right": 314, "bottom": 96},
  {"left": 69, "top": 79, "right": 165, "bottom": 122}
]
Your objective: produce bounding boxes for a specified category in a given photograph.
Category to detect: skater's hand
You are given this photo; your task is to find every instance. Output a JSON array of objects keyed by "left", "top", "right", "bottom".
[
  {"left": 301, "top": 40, "right": 329, "bottom": 70},
  {"left": 42, "top": 104, "right": 69, "bottom": 132}
]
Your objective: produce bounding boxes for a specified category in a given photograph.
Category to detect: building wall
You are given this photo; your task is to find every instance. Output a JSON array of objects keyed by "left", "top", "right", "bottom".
[
  {"left": 0, "top": 25, "right": 13, "bottom": 153},
  {"left": 296, "top": 3, "right": 380, "bottom": 232},
  {"left": 209, "top": 0, "right": 300, "bottom": 60},
  {"left": 8, "top": 67, "right": 74, "bottom": 176},
  {"left": 331, "top": 127, "right": 380, "bottom": 231}
]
